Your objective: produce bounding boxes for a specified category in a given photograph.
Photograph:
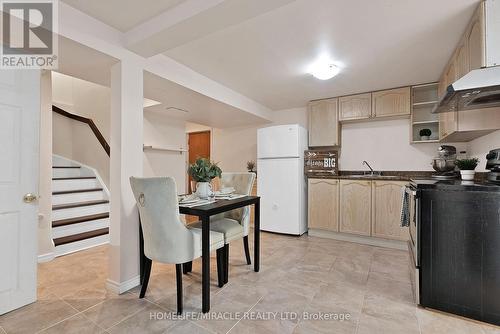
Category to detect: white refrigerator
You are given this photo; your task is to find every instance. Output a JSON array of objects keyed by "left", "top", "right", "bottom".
[{"left": 257, "top": 124, "right": 308, "bottom": 235}]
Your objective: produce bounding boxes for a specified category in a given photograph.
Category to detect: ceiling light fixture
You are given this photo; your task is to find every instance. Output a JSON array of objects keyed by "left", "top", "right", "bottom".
[{"left": 308, "top": 62, "right": 340, "bottom": 80}]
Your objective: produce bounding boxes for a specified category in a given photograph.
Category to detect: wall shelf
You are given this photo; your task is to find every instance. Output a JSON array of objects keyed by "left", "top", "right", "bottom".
[
  {"left": 411, "top": 83, "right": 440, "bottom": 143},
  {"left": 143, "top": 145, "right": 187, "bottom": 154}
]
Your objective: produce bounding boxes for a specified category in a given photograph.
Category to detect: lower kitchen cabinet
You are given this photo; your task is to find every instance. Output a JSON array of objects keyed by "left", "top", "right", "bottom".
[
  {"left": 308, "top": 179, "right": 339, "bottom": 231},
  {"left": 339, "top": 180, "right": 371, "bottom": 236},
  {"left": 372, "top": 181, "right": 408, "bottom": 241}
]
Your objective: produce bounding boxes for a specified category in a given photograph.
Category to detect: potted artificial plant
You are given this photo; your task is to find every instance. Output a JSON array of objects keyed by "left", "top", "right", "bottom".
[
  {"left": 246, "top": 160, "right": 256, "bottom": 174},
  {"left": 455, "top": 158, "right": 479, "bottom": 181},
  {"left": 188, "top": 158, "right": 222, "bottom": 199},
  {"left": 419, "top": 128, "right": 432, "bottom": 141}
]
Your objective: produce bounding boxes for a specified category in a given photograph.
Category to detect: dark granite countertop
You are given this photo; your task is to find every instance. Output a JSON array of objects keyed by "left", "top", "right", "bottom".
[
  {"left": 411, "top": 178, "right": 500, "bottom": 192},
  {"left": 306, "top": 171, "right": 434, "bottom": 182}
]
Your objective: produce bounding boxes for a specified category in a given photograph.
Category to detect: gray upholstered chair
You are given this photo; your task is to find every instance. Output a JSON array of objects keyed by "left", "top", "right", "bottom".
[
  {"left": 129, "top": 176, "right": 226, "bottom": 314},
  {"left": 189, "top": 172, "right": 256, "bottom": 283}
]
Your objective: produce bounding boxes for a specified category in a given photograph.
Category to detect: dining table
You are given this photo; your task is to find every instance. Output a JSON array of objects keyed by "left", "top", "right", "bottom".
[{"left": 139, "top": 195, "right": 260, "bottom": 313}]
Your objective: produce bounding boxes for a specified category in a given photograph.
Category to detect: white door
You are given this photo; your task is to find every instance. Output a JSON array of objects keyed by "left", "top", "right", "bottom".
[
  {"left": 0, "top": 70, "right": 40, "bottom": 314},
  {"left": 257, "top": 158, "right": 302, "bottom": 235}
]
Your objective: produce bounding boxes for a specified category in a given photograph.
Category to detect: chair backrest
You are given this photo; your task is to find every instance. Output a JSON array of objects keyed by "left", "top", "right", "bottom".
[
  {"left": 130, "top": 177, "right": 196, "bottom": 264},
  {"left": 219, "top": 172, "right": 256, "bottom": 235}
]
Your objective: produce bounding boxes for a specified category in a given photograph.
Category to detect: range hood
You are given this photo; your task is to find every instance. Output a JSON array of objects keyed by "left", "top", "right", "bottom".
[{"left": 432, "top": 66, "right": 500, "bottom": 114}]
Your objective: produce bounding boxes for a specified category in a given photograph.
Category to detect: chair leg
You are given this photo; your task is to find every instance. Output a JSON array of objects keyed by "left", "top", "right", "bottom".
[
  {"left": 139, "top": 256, "right": 152, "bottom": 299},
  {"left": 216, "top": 248, "right": 225, "bottom": 288},
  {"left": 175, "top": 264, "right": 183, "bottom": 314},
  {"left": 183, "top": 261, "right": 192, "bottom": 274},
  {"left": 243, "top": 235, "right": 251, "bottom": 265},
  {"left": 224, "top": 244, "right": 229, "bottom": 284}
]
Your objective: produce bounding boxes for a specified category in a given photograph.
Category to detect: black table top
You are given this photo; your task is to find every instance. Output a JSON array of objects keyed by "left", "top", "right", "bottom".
[{"left": 179, "top": 196, "right": 259, "bottom": 216}]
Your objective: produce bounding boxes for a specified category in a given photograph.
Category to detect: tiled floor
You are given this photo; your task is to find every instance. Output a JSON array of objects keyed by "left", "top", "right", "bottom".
[{"left": 1, "top": 232, "right": 499, "bottom": 334}]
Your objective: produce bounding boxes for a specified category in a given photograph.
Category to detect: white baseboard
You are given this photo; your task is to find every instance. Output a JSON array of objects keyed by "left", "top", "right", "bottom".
[
  {"left": 54, "top": 234, "right": 109, "bottom": 257},
  {"left": 106, "top": 275, "right": 140, "bottom": 294},
  {"left": 38, "top": 252, "right": 55, "bottom": 263},
  {"left": 308, "top": 229, "right": 407, "bottom": 250}
]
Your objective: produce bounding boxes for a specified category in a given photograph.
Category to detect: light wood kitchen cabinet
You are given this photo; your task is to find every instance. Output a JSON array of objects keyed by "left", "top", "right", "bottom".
[
  {"left": 372, "top": 181, "right": 408, "bottom": 241},
  {"left": 339, "top": 180, "right": 371, "bottom": 236},
  {"left": 371, "top": 87, "right": 411, "bottom": 118},
  {"left": 308, "top": 179, "right": 339, "bottom": 231},
  {"left": 467, "top": 2, "right": 485, "bottom": 71},
  {"left": 339, "top": 93, "right": 372, "bottom": 121},
  {"left": 308, "top": 98, "right": 340, "bottom": 147},
  {"left": 455, "top": 36, "right": 469, "bottom": 80}
]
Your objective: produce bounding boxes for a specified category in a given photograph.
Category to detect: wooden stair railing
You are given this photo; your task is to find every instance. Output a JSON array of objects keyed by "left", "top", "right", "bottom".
[{"left": 52, "top": 105, "right": 110, "bottom": 156}]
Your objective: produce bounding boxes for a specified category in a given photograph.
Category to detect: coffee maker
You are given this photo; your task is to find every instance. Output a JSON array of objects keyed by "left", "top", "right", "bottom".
[{"left": 486, "top": 148, "right": 500, "bottom": 183}]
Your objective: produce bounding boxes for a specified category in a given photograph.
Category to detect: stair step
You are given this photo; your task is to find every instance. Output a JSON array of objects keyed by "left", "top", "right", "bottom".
[
  {"left": 53, "top": 188, "right": 103, "bottom": 195},
  {"left": 53, "top": 228, "right": 109, "bottom": 247},
  {"left": 53, "top": 212, "right": 109, "bottom": 228},
  {"left": 53, "top": 166, "right": 81, "bottom": 169},
  {"left": 52, "top": 199, "right": 109, "bottom": 211},
  {"left": 52, "top": 176, "right": 96, "bottom": 180}
]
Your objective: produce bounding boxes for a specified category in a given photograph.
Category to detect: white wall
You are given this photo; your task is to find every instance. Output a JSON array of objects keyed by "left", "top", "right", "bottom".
[
  {"left": 208, "top": 107, "right": 475, "bottom": 173},
  {"left": 209, "top": 107, "right": 306, "bottom": 172},
  {"left": 52, "top": 72, "right": 111, "bottom": 186},
  {"left": 339, "top": 119, "right": 466, "bottom": 171},
  {"left": 467, "top": 130, "right": 500, "bottom": 172},
  {"left": 143, "top": 111, "right": 188, "bottom": 194}
]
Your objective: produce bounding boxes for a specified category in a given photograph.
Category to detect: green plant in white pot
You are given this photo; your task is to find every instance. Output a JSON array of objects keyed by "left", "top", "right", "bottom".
[
  {"left": 188, "top": 158, "right": 222, "bottom": 199},
  {"left": 455, "top": 158, "right": 479, "bottom": 181}
]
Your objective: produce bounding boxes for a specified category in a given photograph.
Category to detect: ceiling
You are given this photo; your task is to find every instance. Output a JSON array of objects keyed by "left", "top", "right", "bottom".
[
  {"left": 57, "top": 37, "right": 267, "bottom": 128},
  {"left": 59, "top": 0, "right": 482, "bottom": 112},
  {"left": 58, "top": 36, "right": 119, "bottom": 86},
  {"left": 164, "top": 0, "right": 481, "bottom": 110},
  {"left": 61, "top": 0, "right": 185, "bottom": 32},
  {"left": 143, "top": 72, "right": 268, "bottom": 128}
]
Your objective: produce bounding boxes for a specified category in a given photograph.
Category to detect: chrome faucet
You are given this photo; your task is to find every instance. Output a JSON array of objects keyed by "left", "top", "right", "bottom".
[{"left": 362, "top": 160, "right": 374, "bottom": 174}]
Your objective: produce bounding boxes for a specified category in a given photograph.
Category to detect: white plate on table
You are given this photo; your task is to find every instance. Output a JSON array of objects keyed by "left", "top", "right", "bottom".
[{"left": 179, "top": 195, "right": 199, "bottom": 204}]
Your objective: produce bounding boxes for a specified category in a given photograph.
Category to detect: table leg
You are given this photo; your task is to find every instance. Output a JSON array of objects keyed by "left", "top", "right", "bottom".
[
  {"left": 254, "top": 199, "right": 260, "bottom": 272},
  {"left": 201, "top": 214, "right": 210, "bottom": 313}
]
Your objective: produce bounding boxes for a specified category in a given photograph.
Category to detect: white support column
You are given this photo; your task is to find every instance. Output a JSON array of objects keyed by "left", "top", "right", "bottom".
[{"left": 107, "top": 59, "right": 144, "bottom": 293}]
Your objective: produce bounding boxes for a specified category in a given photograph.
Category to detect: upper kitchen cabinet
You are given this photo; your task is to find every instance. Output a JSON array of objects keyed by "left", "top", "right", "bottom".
[
  {"left": 467, "top": 2, "right": 485, "bottom": 71},
  {"left": 371, "top": 87, "right": 411, "bottom": 118},
  {"left": 339, "top": 93, "right": 372, "bottom": 121},
  {"left": 308, "top": 98, "right": 340, "bottom": 147}
]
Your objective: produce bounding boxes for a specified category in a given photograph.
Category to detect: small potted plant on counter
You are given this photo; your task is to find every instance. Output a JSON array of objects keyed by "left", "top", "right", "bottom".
[
  {"left": 455, "top": 157, "right": 479, "bottom": 181},
  {"left": 419, "top": 128, "right": 432, "bottom": 141},
  {"left": 188, "top": 158, "right": 222, "bottom": 199}
]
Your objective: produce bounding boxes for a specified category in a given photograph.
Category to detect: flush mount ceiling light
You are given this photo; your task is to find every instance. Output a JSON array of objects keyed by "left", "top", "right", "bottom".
[{"left": 308, "top": 62, "right": 340, "bottom": 80}]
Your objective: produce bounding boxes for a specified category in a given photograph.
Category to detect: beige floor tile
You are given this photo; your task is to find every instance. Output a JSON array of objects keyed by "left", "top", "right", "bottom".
[
  {"left": 483, "top": 324, "right": 500, "bottom": 333},
  {"left": 107, "top": 303, "right": 178, "bottom": 334},
  {"left": 81, "top": 293, "right": 150, "bottom": 330},
  {"left": 309, "top": 283, "right": 365, "bottom": 314},
  {"left": 0, "top": 326, "right": 6, "bottom": 334},
  {"left": 61, "top": 284, "right": 119, "bottom": 312},
  {"left": 38, "top": 313, "right": 106, "bottom": 334},
  {"left": 366, "top": 271, "right": 413, "bottom": 303},
  {"left": 167, "top": 320, "right": 213, "bottom": 334},
  {"left": 357, "top": 313, "right": 419, "bottom": 334},
  {"left": 361, "top": 293, "right": 417, "bottom": 324},
  {"left": 417, "top": 308, "right": 487, "bottom": 334},
  {"left": 229, "top": 319, "right": 296, "bottom": 334},
  {"left": 0, "top": 295, "right": 78, "bottom": 334}
]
